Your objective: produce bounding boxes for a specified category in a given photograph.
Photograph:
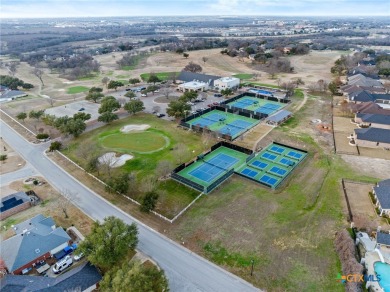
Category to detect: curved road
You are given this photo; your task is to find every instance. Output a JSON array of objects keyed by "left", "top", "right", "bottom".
[{"left": 0, "top": 120, "right": 259, "bottom": 292}]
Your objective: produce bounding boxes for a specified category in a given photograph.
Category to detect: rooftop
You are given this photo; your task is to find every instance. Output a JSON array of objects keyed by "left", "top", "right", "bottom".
[
  {"left": 355, "top": 128, "right": 390, "bottom": 144},
  {"left": 177, "top": 71, "right": 221, "bottom": 87},
  {"left": 180, "top": 81, "right": 208, "bottom": 88},
  {"left": 377, "top": 232, "right": 390, "bottom": 246},
  {"left": 350, "top": 102, "right": 390, "bottom": 116},
  {"left": 266, "top": 110, "right": 292, "bottom": 123},
  {"left": 356, "top": 113, "right": 390, "bottom": 125}
]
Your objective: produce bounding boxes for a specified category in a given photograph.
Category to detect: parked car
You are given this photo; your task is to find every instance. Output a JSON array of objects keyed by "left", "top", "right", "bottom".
[
  {"left": 78, "top": 108, "right": 85, "bottom": 111},
  {"left": 141, "top": 94, "right": 147, "bottom": 97},
  {"left": 53, "top": 255, "right": 73, "bottom": 274},
  {"left": 196, "top": 109, "right": 203, "bottom": 113},
  {"left": 125, "top": 88, "right": 132, "bottom": 91},
  {"left": 207, "top": 104, "right": 213, "bottom": 108},
  {"left": 54, "top": 243, "right": 77, "bottom": 260},
  {"left": 154, "top": 90, "right": 159, "bottom": 93},
  {"left": 191, "top": 111, "right": 197, "bottom": 115},
  {"left": 156, "top": 113, "right": 166, "bottom": 118},
  {"left": 213, "top": 102, "right": 219, "bottom": 106},
  {"left": 214, "top": 93, "right": 223, "bottom": 97},
  {"left": 186, "top": 101, "right": 195, "bottom": 106},
  {"left": 73, "top": 252, "right": 84, "bottom": 261}
]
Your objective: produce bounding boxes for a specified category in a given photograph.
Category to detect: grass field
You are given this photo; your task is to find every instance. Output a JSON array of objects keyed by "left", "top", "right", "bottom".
[
  {"left": 62, "top": 114, "right": 205, "bottom": 218},
  {"left": 242, "top": 82, "right": 280, "bottom": 89},
  {"left": 100, "top": 131, "right": 169, "bottom": 153},
  {"left": 67, "top": 86, "right": 90, "bottom": 94},
  {"left": 140, "top": 72, "right": 179, "bottom": 81},
  {"left": 232, "top": 73, "right": 253, "bottom": 80},
  {"left": 121, "top": 54, "right": 148, "bottom": 71}
]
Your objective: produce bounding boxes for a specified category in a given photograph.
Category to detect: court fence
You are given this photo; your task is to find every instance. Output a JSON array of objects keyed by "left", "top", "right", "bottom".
[
  {"left": 245, "top": 152, "right": 256, "bottom": 163},
  {"left": 171, "top": 173, "right": 205, "bottom": 193},
  {"left": 272, "top": 141, "right": 309, "bottom": 154},
  {"left": 205, "top": 169, "right": 234, "bottom": 193},
  {"left": 210, "top": 141, "right": 253, "bottom": 155}
]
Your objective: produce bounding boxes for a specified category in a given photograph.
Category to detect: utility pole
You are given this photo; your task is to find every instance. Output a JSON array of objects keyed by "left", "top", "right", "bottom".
[{"left": 250, "top": 259, "right": 254, "bottom": 276}]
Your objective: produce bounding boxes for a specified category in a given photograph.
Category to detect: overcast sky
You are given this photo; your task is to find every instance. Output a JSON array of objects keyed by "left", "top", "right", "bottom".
[{"left": 1, "top": 0, "right": 389, "bottom": 18}]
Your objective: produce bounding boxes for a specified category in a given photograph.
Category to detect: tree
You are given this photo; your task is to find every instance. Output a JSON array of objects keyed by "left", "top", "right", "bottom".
[
  {"left": 32, "top": 67, "right": 44, "bottom": 86},
  {"left": 100, "top": 260, "right": 169, "bottom": 292},
  {"left": 73, "top": 112, "right": 91, "bottom": 121},
  {"left": 98, "top": 112, "right": 119, "bottom": 124},
  {"left": 176, "top": 48, "right": 184, "bottom": 54},
  {"left": 16, "top": 112, "right": 27, "bottom": 122},
  {"left": 63, "top": 118, "right": 87, "bottom": 137},
  {"left": 0, "top": 154, "right": 7, "bottom": 161},
  {"left": 107, "top": 80, "right": 124, "bottom": 91},
  {"left": 29, "top": 110, "right": 44, "bottom": 120},
  {"left": 22, "top": 83, "right": 34, "bottom": 90},
  {"left": 49, "top": 141, "right": 62, "bottom": 152},
  {"left": 179, "top": 91, "right": 198, "bottom": 102},
  {"left": 202, "top": 56, "right": 208, "bottom": 63},
  {"left": 174, "top": 143, "right": 188, "bottom": 164},
  {"left": 166, "top": 100, "right": 191, "bottom": 119},
  {"left": 129, "top": 78, "right": 141, "bottom": 85},
  {"left": 86, "top": 92, "right": 104, "bottom": 103},
  {"left": 161, "top": 85, "right": 173, "bottom": 99},
  {"left": 124, "top": 100, "right": 145, "bottom": 115},
  {"left": 99, "top": 96, "right": 121, "bottom": 114},
  {"left": 183, "top": 62, "right": 202, "bottom": 73},
  {"left": 328, "top": 82, "right": 338, "bottom": 95},
  {"left": 102, "top": 76, "right": 110, "bottom": 88},
  {"left": 140, "top": 191, "right": 159, "bottom": 213},
  {"left": 155, "top": 160, "right": 173, "bottom": 179},
  {"left": 7, "top": 62, "right": 18, "bottom": 76},
  {"left": 56, "top": 189, "right": 79, "bottom": 219},
  {"left": 168, "top": 72, "right": 177, "bottom": 83},
  {"left": 106, "top": 174, "right": 129, "bottom": 194},
  {"left": 183, "top": 53, "right": 189, "bottom": 59},
  {"left": 79, "top": 216, "right": 138, "bottom": 270},
  {"left": 124, "top": 91, "right": 136, "bottom": 99},
  {"left": 221, "top": 88, "right": 233, "bottom": 98},
  {"left": 147, "top": 74, "right": 161, "bottom": 85}
]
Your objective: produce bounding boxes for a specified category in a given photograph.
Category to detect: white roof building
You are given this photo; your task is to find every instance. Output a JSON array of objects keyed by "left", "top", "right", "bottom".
[
  {"left": 178, "top": 81, "right": 209, "bottom": 92},
  {"left": 214, "top": 77, "right": 240, "bottom": 90}
]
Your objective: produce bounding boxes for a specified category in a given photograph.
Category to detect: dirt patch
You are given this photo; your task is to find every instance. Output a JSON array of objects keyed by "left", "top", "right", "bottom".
[
  {"left": 98, "top": 152, "right": 133, "bottom": 168},
  {"left": 343, "top": 181, "right": 388, "bottom": 231},
  {"left": 341, "top": 155, "right": 390, "bottom": 179},
  {"left": 120, "top": 124, "right": 150, "bottom": 133},
  {"left": 0, "top": 139, "right": 26, "bottom": 174}
]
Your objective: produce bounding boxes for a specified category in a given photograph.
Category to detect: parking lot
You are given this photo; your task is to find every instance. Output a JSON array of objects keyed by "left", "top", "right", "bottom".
[{"left": 45, "top": 101, "right": 100, "bottom": 120}]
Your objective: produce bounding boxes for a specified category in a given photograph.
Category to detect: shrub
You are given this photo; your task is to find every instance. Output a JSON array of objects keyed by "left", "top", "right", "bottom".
[
  {"left": 0, "top": 154, "right": 7, "bottom": 161},
  {"left": 49, "top": 141, "right": 62, "bottom": 152},
  {"left": 36, "top": 133, "right": 49, "bottom": 139},
  {"left": 140, "top": 191, "right": 159, "bottom": 213}
]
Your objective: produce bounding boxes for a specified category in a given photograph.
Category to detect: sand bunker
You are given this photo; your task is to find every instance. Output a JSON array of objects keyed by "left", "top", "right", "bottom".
[
  {"left": 98, "top": 152, "right": 133, "bottom": 168},
  {"left": 120, "top": 124, "right": 150, "bottom": 133}
]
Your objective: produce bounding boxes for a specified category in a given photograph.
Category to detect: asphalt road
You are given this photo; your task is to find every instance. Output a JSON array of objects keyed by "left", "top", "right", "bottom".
[{"left": 0, "top": 120, "right": 260, "bottom": 292}]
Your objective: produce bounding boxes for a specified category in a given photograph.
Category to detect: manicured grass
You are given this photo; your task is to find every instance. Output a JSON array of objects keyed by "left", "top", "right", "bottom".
[
  {"left": 140, "top": 72, "right": 179, "bottom": 81},
  {"left": 62, "top": 114, "right": 205, "bottom": 218},
  {"left": 121, "top": 54, "right": 148, "bottom": 71},
  {"left": 67, "top": 86, "right": 90, "bottom": 94},
  {"left": 232, "top": 73, "right": 253, "bottom": 80},
  {"left": 100, "top": 131, "right": 168, "bottom": 153}
]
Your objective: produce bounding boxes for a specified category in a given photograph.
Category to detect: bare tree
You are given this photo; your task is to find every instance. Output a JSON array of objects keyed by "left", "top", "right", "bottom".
[
  {"left": 183, "top": 62, "right": 202, "bottom": 73},
  {"left": 139, "top": 175, "right": 157, "bottom": 193},
  {"left": 7, "top": 61, "right": 19, "bottom": 76},
  {"left": 174, "top": 143, "right": 188, "bottom": 164},
  {"left": 168, "top": 72, "right": 177, "bottom": 84},
  {"left": 98, "top": 153, "right": 116, "bottom": 178},
  {"left": 202, "top": 56, "right": 208, "bottom": 63},
  {"left": 32, "top": 67, "right": 44, "bottom": 86},
  {"left": 199, "top": 91, "right": 207, "bottom": 101},
  {"left": 117, "top": 97, "right": 126, "bottom": 107},
  {"left": 46, "top": 98, "right": 55, "bottom": 107},
  {"left": 57, "top": 189, "right": 80, "bottom": 219},
  {"left": 161, "top": 86, "right": 173, "bottom": 100},
  {"left": 155, "top": 160, "right": 173, "bottom": 179},
  {"left": 202, "top": 130, "right": 215, "bottom": 151}
]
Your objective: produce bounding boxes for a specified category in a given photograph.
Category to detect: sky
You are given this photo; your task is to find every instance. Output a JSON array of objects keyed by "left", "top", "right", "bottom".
[{"left": 1, "top": 0, "right": 389, "bottom": 18}]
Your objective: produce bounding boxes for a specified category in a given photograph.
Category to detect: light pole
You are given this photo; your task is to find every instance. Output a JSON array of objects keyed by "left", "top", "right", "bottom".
[{"left": 250, "top": 259, "right": 254, "bottom": 276}]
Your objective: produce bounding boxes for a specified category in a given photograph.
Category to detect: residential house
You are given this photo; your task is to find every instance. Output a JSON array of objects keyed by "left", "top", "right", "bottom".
[
  {"left": 349, "top": 102, "right": 390, "bottom": 116},
  {"left": 347, "top": 74, "right": 383, "bottom": 88},
  {"left": 341, "top": 85, "right": 386, "bottom": 95},
  {"left": 0, "top": 262, "right": 102, "bottom": 291},
  {"left": 348, "top": 90, "right": 390, "bottom": 105},
  {"left": 0, "top": 214, "right": 71, "bottom": 275},
  {"left": 354, "top": 113, "right": 390, "bottom": 130},
  {"left": 373, "top": 179, "right": 390, "bottom": 217},
  {"left": 0, "top": 192, "right": 32, "bottom": 220},
  {"left": 376, "top": 232, "right": 390, "bottom": 249},
  {"left": 352, "top": 128, "right": 390, "bottom": 148}
]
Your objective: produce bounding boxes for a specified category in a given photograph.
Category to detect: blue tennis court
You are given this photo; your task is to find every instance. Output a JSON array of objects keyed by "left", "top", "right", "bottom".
[
  {"left": 192, "top": 118, "right": 214, "bottom": 127},
  {"left": 251, "top": 160, "right": 268, "bottom": 169},
  {"left": 219, "top": 125, "right": 242, "bottom": 137},
  {"left": 269, "top": 166, "right": 287, "bottom": 177},
  {"left": 204, "top": 113, "right": 226, "bottom": 122},
  {"left": 241, "top": 168, "right": 258, "bottom": 178},
  {"left": 287, "top": 151, "right": 303, "bottom": 159},
  {"left": 270, "top": 145, "right": 285, "bottom": 154},
  {"left": 189, "top": 153, "right": 238, "bottom": 183},
  {"left": 261, "top": 152, "right": 277, "bottom": 161},
  {"left": 279, "top": 158, "right": 295, "bottom": 167},
  {"left": 259, "top": 174, "right": 279, "bottom": 187}
]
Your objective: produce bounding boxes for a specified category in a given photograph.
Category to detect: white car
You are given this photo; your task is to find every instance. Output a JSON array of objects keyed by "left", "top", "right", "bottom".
[
  {"left": 53, "top": 255, "right": 73, "bottom": 274},
  {"left": 73, "top": 252, "right": 84, "bottom": 261},
  {"left": 154, "top": 90, "right": 159, "bottom": 93},
  {"left": 141, "top": 94, "right": 147, "bottom": 97}
]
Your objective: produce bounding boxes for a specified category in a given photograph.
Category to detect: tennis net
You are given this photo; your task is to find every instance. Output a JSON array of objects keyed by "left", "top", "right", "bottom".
[
  {"left": 203, "top": 160, "right": 229, "bottom": 172},
  {"left": 225, "top": 123, "right": 246, "bottom": 130},
  {"left": 203, "top": 116, "right": 221, "bottom": 122}
]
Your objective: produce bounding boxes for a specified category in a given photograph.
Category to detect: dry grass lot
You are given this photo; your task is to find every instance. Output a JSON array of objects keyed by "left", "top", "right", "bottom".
[
  {"left": 333, "top": 116, "right": 359, "bottom": 155},
  {"left": 0, "top": 139, "right": 26, "bottom": 174},
  {"left": 0, "top": 177, "right": 93, "bottom": 241},
  {"left": 343, "top": 181, "right": 389, "bottom": 231}
]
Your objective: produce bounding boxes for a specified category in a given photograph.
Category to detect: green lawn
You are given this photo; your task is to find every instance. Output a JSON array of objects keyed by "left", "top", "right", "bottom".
[
  {"left": 232, "top": 73, "right": 253, "bottom": 80},
  {"left": 62, "top": 113, "right": 205, "bottom": 218},
  {"left": 67, "top": 86, "right": 90, "bottom": 94},
  {"left": 100, "top": 131, "right": 169, "bottom": 153},
  {"left": 121, "top": 54, "right": 149, "bottom": 71},
  {"left": 140, "top": 72, "right": 179, "bottom": 81}
]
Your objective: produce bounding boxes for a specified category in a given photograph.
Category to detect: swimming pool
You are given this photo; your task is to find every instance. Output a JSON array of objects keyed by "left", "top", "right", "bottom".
[
  {"left": 375, "top": 262, "right": 390, "bottom": 291},
  {"left": 248, "top": 88, "right": 274, "bottom": 96}
]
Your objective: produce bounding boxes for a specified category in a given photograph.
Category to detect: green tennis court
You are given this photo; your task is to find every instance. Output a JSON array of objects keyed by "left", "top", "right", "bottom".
[
  {"left": 187, "top": 110, "right": 259, "bottom": 139},
  {"left": 177, "top": 146, "right": 248, "bottom": 187},
  {"left": 228, "top": 95, "right": 285, "bottom": 116},
  {"left": 237, "top": 143, "right": 307, "bottom": 188}
]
